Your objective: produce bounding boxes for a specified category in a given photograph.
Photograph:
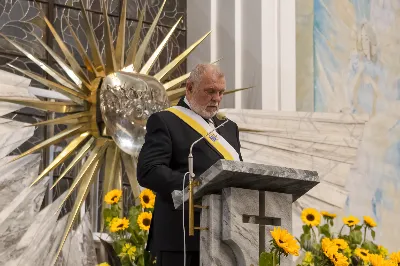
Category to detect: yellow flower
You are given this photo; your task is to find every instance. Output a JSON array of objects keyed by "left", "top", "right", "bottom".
[
  {"left": 270, "top": 227, "right": 300, "bottom": 256},
  {"left": 369, "top": 254, "right": 386, "bottom": 266},
  {"left": 390, "top": 251, "right": 400, "bottom": 263},
  {"left": 104, "top": 189, "right": 122, "bottom": 204},
  {"left": 110, "top": 217, "right": 129, "bottom": 232},
  {"left": 321, "top": 211, "right": 337, "bottom": 219},
  {"left": 355, "top": 248, "right": 370, "bottom": 262},
  {"left": 342, "top": 215, "right": 360, "bottom": 227},
  {"left": 324, "top": 243, "right": 339, "bottom": 261},
  {"left": 137, "top": 212, "right": 152, "bottom": 231},
  {"left": 139, "top": 189, "right": 156, "bottom": 209},
  {"left": 121, "top": 243, "right": 137, "bottom": 260},
  {"left": 364, "top": 216, "right": 377, "bottom": 228},
  {"left": 331, "top": 252, "right": 349, "bottom": 266},
  {"left": 332, "top": 238, "right": 349, "bottom": 250},
  {"left": 321, "top": 238, "right": 333, "bottom": 251},
  {"left": 301, "top": 208, "right": 321, "bottom": 227},
  {"left": 303, "top": 251, "right": 313, "bottom": 264},
  {"left": 97, "top": 263, "right": 110, "bottom": 266},
  {"left": 378, "top": 245, "right": 389, "bottom": 258}
]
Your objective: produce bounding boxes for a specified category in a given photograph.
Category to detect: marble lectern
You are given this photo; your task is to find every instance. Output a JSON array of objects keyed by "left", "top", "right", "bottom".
[{"left": 172, "top": 160, "right": 319, "bottom": 266}]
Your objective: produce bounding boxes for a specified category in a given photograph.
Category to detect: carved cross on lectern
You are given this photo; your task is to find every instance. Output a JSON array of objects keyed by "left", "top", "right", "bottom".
[{"left": 200, "top": 187, "right": 293, "bottom": 266}]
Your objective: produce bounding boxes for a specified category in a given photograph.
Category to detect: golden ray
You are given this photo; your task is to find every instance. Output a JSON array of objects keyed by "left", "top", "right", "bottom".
[
  {"left": 26, "top": 112, "right": 92, "bottom": 127},
  {"left": 140, "top": 17, "right": 182, "bottom": 75},
  {"left": 11, "top": 124, "right": 84, "bottom": 165},
  {"left": 115, "top": 0, "right": 127, "bottom": 69},
  {"left": 167, "top": 87, "right": 185, "bottom": 101},
  {"left": 8, "top": 64, "right": 86, "bottom": 104},
  {"left": 102, "top": 0, "right": 117, "bottom": 74},
  {"left": 33, "top": 35, "right": 90, "bottom": 94},
  {"left": 66, "top": 19, "right": 98, "bottom": 78},
  {"left": 57, "top": 138, "right": 111, "bottom": 209},
  {"left": 31, "top": 132, "right": 91, "bottom": 187},
  {"left": 154, "top": 31, "right": 211, "bottom": 82},
  {"left": 0, "top": 97, "right": 84, "bottom": 113},
  {"left": 40, "top": 12, "right": 92, "bottom": 89},
  {"left": 100, "top": 143, "right": 122, "bottom": 231},
  {"left": 124, "top": 8, "right": 145, "bottom": 68},
  {"left": 163, "top": 73, "right": 190, "bottom": 91},
  {"left": 51, "top": 137, "right": 95, "bottom": 190},
  {"left": 52, "top": 140, "right": 108, "bottom": 266},
  {"left": 79, "top": 0, "right": 105, "bottom": 76},
  {"left": 223, "top": 86, "right": 254, "bottom": 95},
  {"left": 133, "top": 0, "right": 166, "bottom": 71},
  {"left": 120, "top": 152, "right": 141, "bottom": 205},
  {"left": 0, "top": 33, "right": 80, "bottom": 91}
]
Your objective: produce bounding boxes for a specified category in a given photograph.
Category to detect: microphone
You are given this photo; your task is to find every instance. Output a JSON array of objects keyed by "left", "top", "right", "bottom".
[{"left": 188, "top": 113, "right": 229, "bottom": 178}]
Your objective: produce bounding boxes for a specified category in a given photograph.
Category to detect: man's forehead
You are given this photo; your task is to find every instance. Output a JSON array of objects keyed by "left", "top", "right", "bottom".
[{"left": 200, "top": 71, "right": 225, "bottom": 85}]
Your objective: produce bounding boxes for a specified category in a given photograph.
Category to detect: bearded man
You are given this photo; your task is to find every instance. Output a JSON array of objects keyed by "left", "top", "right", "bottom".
[{"left": 137, "top": 64, "right": 243, "bottom": 266}]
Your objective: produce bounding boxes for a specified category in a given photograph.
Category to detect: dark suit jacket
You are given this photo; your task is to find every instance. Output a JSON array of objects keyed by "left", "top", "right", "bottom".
[{"left": 137, "top": 97, "right": 242, "bottom": 253}]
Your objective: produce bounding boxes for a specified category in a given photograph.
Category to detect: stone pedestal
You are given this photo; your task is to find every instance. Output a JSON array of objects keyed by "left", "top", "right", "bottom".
[{"left": 173, "top": 160, "right": 319, "bottom": 266}]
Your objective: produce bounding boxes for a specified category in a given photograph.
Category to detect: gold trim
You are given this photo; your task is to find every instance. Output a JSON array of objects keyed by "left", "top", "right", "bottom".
[
  {"left": 115, "top": 0, "right": 127, "bottom": 69},
  {"left": 102, "top": 0, "right": 117, "bottom": 74},
  {"left": 124, "top": 8, "right": 145, "bottom": 69}
]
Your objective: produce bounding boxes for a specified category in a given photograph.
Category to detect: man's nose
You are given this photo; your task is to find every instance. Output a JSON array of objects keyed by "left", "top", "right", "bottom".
[{"left": 212, "top": 93, "right": 223, "bottom": 102}]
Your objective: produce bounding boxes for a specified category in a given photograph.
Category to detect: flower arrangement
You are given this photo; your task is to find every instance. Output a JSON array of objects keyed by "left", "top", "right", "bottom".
[
  {"left": 297, "top": 208, "right": 399, "bottom": 266},
  {"left": 97, "top": 188, "right": 156, "bottom": 266},
  {"left": 259, "top": 208, "right": 400, "bottom": 266}
]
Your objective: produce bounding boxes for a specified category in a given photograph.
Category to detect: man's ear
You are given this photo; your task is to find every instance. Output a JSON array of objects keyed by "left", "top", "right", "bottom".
[{"left": 186, "top": 82, "right": 193, "bottom": 93}]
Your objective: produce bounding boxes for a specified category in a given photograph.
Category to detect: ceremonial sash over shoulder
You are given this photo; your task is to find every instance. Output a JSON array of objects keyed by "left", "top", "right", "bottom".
[{"left": 166, "top": 106, "right": 240, "bottom": 161}]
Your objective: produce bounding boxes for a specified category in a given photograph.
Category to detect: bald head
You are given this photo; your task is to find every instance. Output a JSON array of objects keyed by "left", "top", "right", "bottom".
[{"left": 186, "top": 64, "right": 226, "bottom": 119}]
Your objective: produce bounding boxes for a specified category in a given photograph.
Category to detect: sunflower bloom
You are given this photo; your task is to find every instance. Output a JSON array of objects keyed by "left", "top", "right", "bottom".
[
  {"left": 321, "top": 238, "right": 333, "bottom": 251},
  {"left": 137, "top": 212, "right": 152, "bottom": 231},
  {"left": 321, "top": 211, "right": 337, "bottom": 219},
  {"left": 369, "top": 254, "right": 386, "bottom": 266},
  {"left": 364, "top": 216, "right": 377, "bottom": 228},
  {"left": 110, "top": 217, "right": 129, "bottom": 232},
  {"left": 390, "top": 251, "right": 400, "bottom": 264},
  {"left": 301, "top": 208, "right": 321, "bottom": 227},
  {"left": 270, "top": 227, "right": 300, "bottom": 256},
  {"left": 331, "top": 252, "right": 349, "bottom": 266},
  {"left": 332, "top": 238, "right": 349, "bottom": 250},
  {"left": 355, "top": 248, "right": 370, "bottom": 262},
  {"left": 378, "top": 245, "right": 389, "bottom": 258},
  {"left": 97, "top": 263, "right": 110, "bottom": 266},
  {"left": 139, "top": 189, "right": 156, "bottom": 209},
  {"left": 342, "top": 215, "right": 360, "bottom": 227},
  {"left": 104, "top": 189, "right": 122, "bottom": 204}
]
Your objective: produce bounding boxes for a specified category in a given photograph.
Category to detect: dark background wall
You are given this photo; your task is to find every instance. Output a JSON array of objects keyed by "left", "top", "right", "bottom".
[{"left": 0, "top": 0, "right": 187, "bottom": 223}]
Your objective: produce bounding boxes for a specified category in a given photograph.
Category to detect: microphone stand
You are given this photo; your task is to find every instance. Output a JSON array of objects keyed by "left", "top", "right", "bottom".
[{"left": 187, "top": 118, "right": 229, "bottom": 236}]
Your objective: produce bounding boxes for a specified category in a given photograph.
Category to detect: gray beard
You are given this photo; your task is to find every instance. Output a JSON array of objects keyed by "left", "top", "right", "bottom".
[{"left": 190, "top": 100, "right": 218, "bottom": 119}]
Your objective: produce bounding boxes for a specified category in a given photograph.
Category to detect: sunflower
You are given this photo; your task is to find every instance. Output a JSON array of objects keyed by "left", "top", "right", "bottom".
[
  {"left": 390, "top": 251, "right": 400, "bottom": 264},
  {"left": 301, "top": 208, "right": 321, "bottom": 227},
  {"left": 330, "top": 251, "right": 349, "bottom": 266},
  {"left": 324, "top": 243, "right": 339, "bottom": 261},
  {"left": 363, "top": 216, "right": 377, "bottom": 228},
  {"left": 137, "top": 212, "right": 152, "bottom": 231},
  {"left": 378, "top": 245, "right": 389, "bottom": 258},
  {"left": 139, "top": 189, "right": 156, "bottom": 209},
  {"left": 110, "top": 217, "right": 130, "bottom": 233},
  {"left": 321, "top": 238, "right": 334, "bottom": 251},
  {"left": 104, "top": 189, "right": 122, "bottom": 205},
  {"left": 369, "top": 254, "right": 386, "bottom": 266},
  {"left": 97, "top": 263, "right": 110, "bottom": 266},
  {"left": 332, "top": 238, "right": 349, "bottom": 250},
  {"left": 321, "top": 211, "right": 337, "bottom": 219},
  {"left": 270, "top": 227, "right": 300, "bottom": 256},
  {"left": 355, "top": 248, "right": 370, "bottom": 262},
  {"left": 342, "top": 215, "right": 360, "bottom": 227}
]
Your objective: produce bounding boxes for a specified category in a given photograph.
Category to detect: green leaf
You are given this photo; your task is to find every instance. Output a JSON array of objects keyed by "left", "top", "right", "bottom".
[
  {"left": 259, "top": 252, "right": 274, "bottom": 266},
  {"left": 361, "top": 241, "right": 378, "bottom": 253},
  {"left": 349, "top": 230, "right": 362, "bottom": 245},
  {"left": 330, "top": 220, "right": 334, "bottom": 226},
  {"left": 303, "top": 225, "right": 311, "bottom": 234},
  {"left": 318, "top": 224, "right": 331, "bottom": 238},
  {"left": 371, "top": 229, "right": 376, "bottom": 240},
  {"left": 354, "top": 225, "right": 363, "bottom": 231}
]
